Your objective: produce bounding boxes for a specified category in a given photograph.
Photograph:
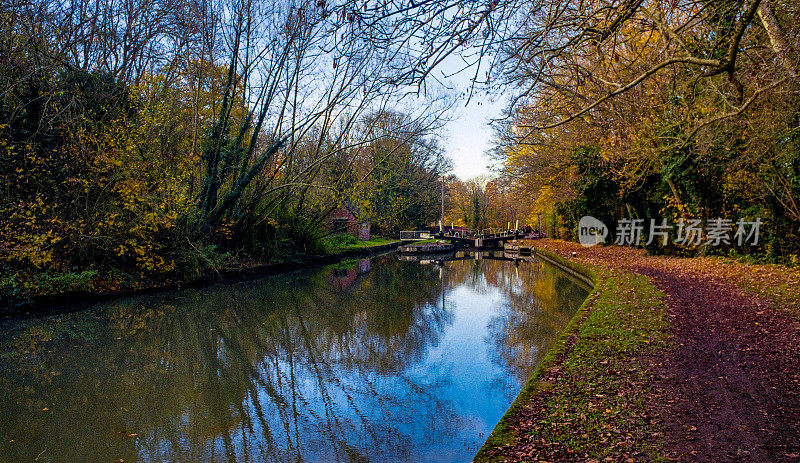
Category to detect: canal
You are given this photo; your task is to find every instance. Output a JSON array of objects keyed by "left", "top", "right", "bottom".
[{"left": 0, "top": 252, "right": 589, "bottom": 462}]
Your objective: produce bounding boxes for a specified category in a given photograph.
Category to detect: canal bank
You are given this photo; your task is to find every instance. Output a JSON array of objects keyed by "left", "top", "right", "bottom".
[
  {"left": 2, "top": 240, "right": 401, "bottom": 316},
  {"left": 475, "top": 241, "right": 670, "bottom": 462},
  {"left": 476, "top": 239, "right": 800, "bottom": 462}
]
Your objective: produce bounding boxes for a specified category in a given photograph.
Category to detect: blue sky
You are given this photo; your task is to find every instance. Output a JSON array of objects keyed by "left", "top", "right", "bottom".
[
  {"left": 443, "top": 92, "right": 507, "bottom": 180},
  {"left": 432, "top": 55, "right": 509, "bottom": 180}
]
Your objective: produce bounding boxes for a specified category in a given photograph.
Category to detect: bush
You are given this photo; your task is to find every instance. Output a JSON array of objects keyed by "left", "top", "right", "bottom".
[
  {"left": 175, "top": 242, "right": 235, "bottom": 279},
  {"left": 29, "top": 270, "right": 97, "bottom": 295},
  {"left": 319, "top": 233, "right": 360, "bottom": 254},
  {"left": 0, "top": 274, "right": 22, "bottom": 307}
]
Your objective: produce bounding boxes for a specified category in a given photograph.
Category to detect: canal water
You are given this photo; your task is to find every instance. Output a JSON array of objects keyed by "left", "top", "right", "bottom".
[{"left": 0, "top": 252, "right": 588, "bottom": 462}]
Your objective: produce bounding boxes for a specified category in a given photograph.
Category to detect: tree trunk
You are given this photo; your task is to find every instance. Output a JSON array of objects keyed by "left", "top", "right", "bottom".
[
  {"left": 758, "top": 1, "right": 798, "bottom": 78},
  {"left": 666, "top": 177, "right": 688, "bottom": 219}
]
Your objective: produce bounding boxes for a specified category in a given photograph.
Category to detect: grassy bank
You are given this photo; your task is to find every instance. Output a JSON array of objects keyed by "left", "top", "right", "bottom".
[
  {"left": 320, "top": 235, "right": 399, "bottom": 255},
  {"left": 1, "top": 236, "right": 400, "bottom": 314},
  {"left": 476, "top": 246, "right": 670, "bottom": 462}
]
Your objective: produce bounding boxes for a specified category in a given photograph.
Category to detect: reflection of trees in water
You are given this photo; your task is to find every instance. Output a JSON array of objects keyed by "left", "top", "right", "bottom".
[
  {"left": 442, "top": 257, "right": 589, "bottom": 386},
  {"left": 483, "top": 259, "right": 588, "bottom": 385},
  {"left": 441, "top": 255, "right": 495, "bottom": 295},
  {"left": 0, "top": 256, "right": 457, "bottom": 462}
]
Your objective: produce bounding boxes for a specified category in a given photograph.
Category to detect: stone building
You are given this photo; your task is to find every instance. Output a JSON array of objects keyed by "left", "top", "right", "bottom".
[{"left": 327, "top": 200, "right": 370, "bottom": 240}]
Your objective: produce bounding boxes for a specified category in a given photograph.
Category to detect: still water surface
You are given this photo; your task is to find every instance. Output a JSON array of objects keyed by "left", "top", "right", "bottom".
[{"left": 0, "top": 252, "right": 588, "bottom": 462}]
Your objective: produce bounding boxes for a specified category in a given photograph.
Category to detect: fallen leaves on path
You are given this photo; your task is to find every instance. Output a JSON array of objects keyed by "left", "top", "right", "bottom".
[{"left": 484, "top": 240, "right": 800, "bottom": 462}]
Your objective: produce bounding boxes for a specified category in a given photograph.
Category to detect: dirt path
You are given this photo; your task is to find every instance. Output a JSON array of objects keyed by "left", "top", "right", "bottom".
[
  {"left": 540, "top": 241, "right": 800, "bottom": 462},
  {"left": 635, "top": 266, "right": 800, "bottom": 462}
]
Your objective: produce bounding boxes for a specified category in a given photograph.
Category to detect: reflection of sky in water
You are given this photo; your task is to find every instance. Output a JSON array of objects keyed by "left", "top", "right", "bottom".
[
  {"left": 0, "top": 254, "right": 588, "bottom": 463},
  {"left": 406, "top": 285, "right": 520, "bottom": 460}
]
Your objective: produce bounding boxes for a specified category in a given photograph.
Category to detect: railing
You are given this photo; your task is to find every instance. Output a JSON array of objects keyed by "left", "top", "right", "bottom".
[
  {"left": 440, "top": 228, "right": 474, "bottom": 238},
  {"left": 439, "top": 228, "right": 522, "bottom": 239},
  {"left": 476, "top": 228, "right": 521, "bottom": 237},
  {"left": 399, "top": 230, "right": 432, "bottom": 241},
  {"left": 401, "top": 228, "right": 523, "bottom": 241}
]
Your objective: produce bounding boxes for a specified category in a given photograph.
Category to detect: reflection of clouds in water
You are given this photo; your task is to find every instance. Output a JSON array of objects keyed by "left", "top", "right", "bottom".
[{"left": 0, "top": 254, "right": 587, "bottom": 463}]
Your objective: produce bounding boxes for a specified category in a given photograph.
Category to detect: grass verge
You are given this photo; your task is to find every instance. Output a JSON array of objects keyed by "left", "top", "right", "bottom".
[
  {"left": 322, "top": 235, "right": 399, "bottom": 255},
  {"left": 475, "top": 248, "right": 669, "bottom": 462}
]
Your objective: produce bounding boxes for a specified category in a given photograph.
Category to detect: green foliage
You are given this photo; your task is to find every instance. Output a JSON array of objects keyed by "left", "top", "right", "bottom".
[
  {"left": 0, "top": 269, "right": 97, "bottom": 308},
  {"left": 0, "top": 274, "right": 22, "bottom": 308},
  {"left": 318, "top": 234, "right": 395, "bottom": 255},
  {"left": 471, "top": 192, "right": 481, "bottom": 229},
  {"left": 329, "top": 233, "right": 360, "bottom": 248},
  {"left": 28, "top": 270, "right": 97, "bottom": 295},
  {"left": 552, "top": 147, "right": 622, "bottom": 241},
  {"left": 174, "top": 242, "right": 235, "bottom": 279},
  {"left": 360, "top": 111, "right": 448, "bottom": 234}
]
